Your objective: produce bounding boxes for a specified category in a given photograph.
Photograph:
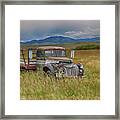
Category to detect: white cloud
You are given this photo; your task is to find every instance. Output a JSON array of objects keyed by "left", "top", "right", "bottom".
[{"left": 64, "top": 26, "right": 99, "bottom": 38}]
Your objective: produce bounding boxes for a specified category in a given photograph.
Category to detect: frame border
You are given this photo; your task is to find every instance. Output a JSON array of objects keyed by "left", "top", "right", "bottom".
[{"left": 0, "top": 0, "right": 119, "bottom": 119}]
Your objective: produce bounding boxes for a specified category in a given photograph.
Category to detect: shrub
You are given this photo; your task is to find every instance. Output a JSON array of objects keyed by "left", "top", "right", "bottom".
[{"left": 75, "top": 44, "right": 100, "bottom": 50}]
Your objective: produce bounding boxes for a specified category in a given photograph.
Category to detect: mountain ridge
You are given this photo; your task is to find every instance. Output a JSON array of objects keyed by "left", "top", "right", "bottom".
[{"left": 20, "top": 35, "right": 100, "bottom": 45}]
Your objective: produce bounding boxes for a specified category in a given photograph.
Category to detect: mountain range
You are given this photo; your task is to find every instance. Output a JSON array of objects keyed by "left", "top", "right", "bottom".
[{"left": 20, "top": 36, "right": 100, "bottom": 45}]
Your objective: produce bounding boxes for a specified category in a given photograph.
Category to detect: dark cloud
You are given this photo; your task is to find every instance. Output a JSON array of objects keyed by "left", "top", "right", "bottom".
[{"left": 20, "top": 20, "right": 100, "bottom": 41}]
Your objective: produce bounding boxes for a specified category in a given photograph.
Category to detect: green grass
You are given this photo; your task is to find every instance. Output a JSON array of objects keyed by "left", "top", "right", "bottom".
[
  {"left": 21, "top": 42, "right": 99, "bottom": 49},
  {"left": 75, "top": 44, "right": 100, "bottom": 50},
  {"left": 20, "top": 49, "right": 100, "bottom": 100}
]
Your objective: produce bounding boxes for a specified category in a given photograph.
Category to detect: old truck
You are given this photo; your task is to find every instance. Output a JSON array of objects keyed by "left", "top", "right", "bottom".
[{"left": 20, "top": 46, "right": 84, "bottom": 78}]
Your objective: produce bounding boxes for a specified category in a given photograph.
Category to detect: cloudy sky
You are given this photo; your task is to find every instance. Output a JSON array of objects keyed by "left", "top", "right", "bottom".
[{"left": 20, "top": 20, "right": 100, "bottom": 41}]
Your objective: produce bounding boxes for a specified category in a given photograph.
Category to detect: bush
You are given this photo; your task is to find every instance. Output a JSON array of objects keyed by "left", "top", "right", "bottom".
[{"left": 75, "top": 44, "right": 100, "bottom": 50}]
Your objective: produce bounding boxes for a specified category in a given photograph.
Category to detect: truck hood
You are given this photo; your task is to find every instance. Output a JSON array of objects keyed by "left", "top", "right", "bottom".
[{"left": 45, "top": 57, "right": 73, "bottom": 64}]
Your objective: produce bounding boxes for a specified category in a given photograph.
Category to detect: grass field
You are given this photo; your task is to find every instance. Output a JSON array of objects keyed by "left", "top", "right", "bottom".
[{"left": 20, "top": 44, "right": 100, "bottom": 100}]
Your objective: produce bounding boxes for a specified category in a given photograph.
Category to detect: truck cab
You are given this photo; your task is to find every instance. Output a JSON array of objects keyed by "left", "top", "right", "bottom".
[{"left": 20, "top": 46, "right": 84, "bottom": 78}]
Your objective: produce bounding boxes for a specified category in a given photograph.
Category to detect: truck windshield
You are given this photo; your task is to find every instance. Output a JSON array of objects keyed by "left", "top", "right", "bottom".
[{"left": 45, "top": 50, "right": 66, "bottom": 57}]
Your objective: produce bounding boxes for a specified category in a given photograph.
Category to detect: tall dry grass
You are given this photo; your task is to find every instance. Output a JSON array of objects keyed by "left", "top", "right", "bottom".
[{"left": 20, "top": 50, "right": 100, "bottom": 100}]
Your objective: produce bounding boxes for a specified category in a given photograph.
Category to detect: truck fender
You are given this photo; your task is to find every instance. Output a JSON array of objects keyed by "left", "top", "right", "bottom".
[{"left": 43, "top": 63, "right": 54, "bottom": 73}]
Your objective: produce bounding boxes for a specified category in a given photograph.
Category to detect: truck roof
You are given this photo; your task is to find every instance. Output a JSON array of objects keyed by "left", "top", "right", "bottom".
[{"left": 37, "top": 46, "right": 65, "bottom": 50}]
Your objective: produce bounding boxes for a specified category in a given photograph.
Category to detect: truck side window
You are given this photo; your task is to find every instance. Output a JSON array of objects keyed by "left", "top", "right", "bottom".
[{"left": 37, "top": 50, "right": 44, "bottom": 57}]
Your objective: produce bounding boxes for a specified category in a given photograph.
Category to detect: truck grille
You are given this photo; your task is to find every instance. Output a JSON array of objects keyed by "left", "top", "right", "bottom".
[{"left": 64, "top": 66, "right": 79, "bottom": 77}]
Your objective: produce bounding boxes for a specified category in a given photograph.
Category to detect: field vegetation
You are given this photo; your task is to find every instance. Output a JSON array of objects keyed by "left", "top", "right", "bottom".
[{"left": 20, "top": 42, "right": 100, "bottom": 100}]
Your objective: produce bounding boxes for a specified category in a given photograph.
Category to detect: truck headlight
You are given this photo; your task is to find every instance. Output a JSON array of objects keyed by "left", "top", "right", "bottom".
[
  {"left": 80, "top": 69, "right": 83, "bottom": 72},
  {"left": 80, "top": 64, "right": 83, "bottom": 69}
]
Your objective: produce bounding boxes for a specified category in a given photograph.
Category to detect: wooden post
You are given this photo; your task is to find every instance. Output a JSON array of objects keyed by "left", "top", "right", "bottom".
[
  {"left": 21, "top": 49, "right": 26, "bottom": 66},
  {"left": 71, "top": 49, "right": 75, "bottom": 58}
]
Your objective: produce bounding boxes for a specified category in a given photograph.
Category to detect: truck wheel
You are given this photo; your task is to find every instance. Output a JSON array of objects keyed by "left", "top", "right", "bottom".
[{"left": 43, "top": 67, "right": 53, "bottom": 77}]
